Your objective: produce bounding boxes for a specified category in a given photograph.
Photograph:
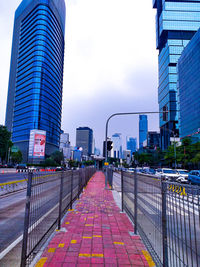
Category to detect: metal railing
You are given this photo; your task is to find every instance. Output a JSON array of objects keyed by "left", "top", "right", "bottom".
[
  {"left": 120, "top": 171, "right": 200, "bottom": 267},
  {"left": 20, "top": 167, "right": 95, "bottom": 267}
]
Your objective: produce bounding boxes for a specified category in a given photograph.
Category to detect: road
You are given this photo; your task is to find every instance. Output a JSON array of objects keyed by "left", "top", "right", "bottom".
[
  {"left": 113, "top": 171, "right": 200, "bottom": 267},
  {"left": 0, "top": 172, "right": 28, "bottom": 183},
  {"left": 0, "top": 172, "right": 72, "bottom": 262}
]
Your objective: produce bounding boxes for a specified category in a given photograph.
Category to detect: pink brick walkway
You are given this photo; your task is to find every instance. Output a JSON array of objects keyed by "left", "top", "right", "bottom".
[{"left": 35, "top": 171, "right": 154, "bottom": 267}]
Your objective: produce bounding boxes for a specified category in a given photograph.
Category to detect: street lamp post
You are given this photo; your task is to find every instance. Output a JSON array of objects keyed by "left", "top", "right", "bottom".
[{"left": 104, "top": 111, "right": 166, "bottom": 187}]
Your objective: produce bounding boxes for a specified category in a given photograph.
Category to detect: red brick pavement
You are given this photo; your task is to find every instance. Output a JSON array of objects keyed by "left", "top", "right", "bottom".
[{"left": 35, "top": 171, "right": 155, "bottom": 267}]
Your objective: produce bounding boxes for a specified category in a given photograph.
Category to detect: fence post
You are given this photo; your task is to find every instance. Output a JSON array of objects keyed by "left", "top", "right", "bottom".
[
  {"left": 70, "top": 170, "right": 73, "bottom": 209},
  {"left": 20, "top": 171, "right": 33, "bottom": 267},
  {"left": 78, "top": 169, "right": 81, "bottom": 199},
  {"left": 161, "top": 181, "right": 168, "bottom": 267},
  {"left": 58, "top": 171, "right": 64, "bottom": 230},
  {"left": 134, "top": 171, "right": 138, "bottom": 235},
  {"left": 121, "top": 170, "right": 124, "bottom": 212}
]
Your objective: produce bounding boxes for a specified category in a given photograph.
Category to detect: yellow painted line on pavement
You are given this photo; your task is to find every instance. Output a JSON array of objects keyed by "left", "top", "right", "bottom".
[
  {"left": 71, "top": 240, "right": 77, "bottom": 244},
  {"left": 65, "top": 222, "right": 70, "bottom": 224},
  {"left": 142, "top": 250, "right": 156, "bottom": 267},
  {"left": 85, "top": 224, "right": 93, "bottom": 226},
  {"left": 92, "top": 254, "right": 104, "bottom": 258},
  {"left": 48, "top": 248, "right": 56, "bottom": 253},
  {"left": 35, "top": 257, "right": 47, "bottom": 267},
  {"left": 79, "top": 253, "right": 91, "bottom": 257},
  {"left": 93, "top": 235, "right": 102, "bottom": 238},
  {"left": 113, "top": 241, "right": 124, "bottom": 245},
  {"left": 58, "top": 243, "right": 65, "bottom": 248},
  {"left": 83, "top": 236, "right": 92, "bottom": 239}
]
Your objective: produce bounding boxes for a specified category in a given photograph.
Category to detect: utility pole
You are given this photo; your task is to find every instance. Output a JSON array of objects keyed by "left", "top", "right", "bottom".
[{"left": 105, "top": 111, "right": 167, "bottom": 186}]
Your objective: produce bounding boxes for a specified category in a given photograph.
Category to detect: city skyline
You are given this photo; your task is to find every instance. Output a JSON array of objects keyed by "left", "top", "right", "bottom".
[{"left": 0, "top": 0, "right": 159, "bottom": 150}]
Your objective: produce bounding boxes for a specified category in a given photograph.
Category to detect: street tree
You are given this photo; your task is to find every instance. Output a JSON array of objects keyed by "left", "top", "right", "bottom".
[{"left": 0, "top": 126, "right": 12, "bottom": 163}]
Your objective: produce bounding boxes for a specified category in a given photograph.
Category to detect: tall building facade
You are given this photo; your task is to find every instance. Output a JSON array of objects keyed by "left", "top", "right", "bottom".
[
  {"left": 147, "top": 131, "right": 160, "bottom": 149},
  {"left": 76, "top": 127, "right": 93, "bottom": 156},
  {"left": 178, "top": 28, "right": 200, "bottom": 141},
  {"left": 153, "top": 0, "right": 200, "bottom": 150},
  {"left": 60, "top": 131, "right": 71, "bottom": 160},
  {"left": 5, "top": 0, "right": 65, "bottom": 161},
  {"left": 139, "top": 115, "right": 148, "bottom": 149},
  {"left": 126, "top": 137, "right": 137, "bottom": 155},
  {"left": 111, "top": 133, "right": 122, "bottom": 159}
]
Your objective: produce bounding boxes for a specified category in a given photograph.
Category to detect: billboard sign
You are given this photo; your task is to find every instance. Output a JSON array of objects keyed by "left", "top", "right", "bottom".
[{"left": 29, "top": 130, "right": 46, "bottom": 159}]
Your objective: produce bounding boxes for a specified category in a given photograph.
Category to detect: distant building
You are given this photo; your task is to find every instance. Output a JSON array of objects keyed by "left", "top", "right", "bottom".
[
  {"left": 76, "top": 127, "right": 93, "bottom": 156},
  {"left": 5, "top": 0, "right": 66, "bottom": 162},
  {"left": 147, "top": 131, "right": 160, "bottom": 149},
  {"left": 60, "top": 132, "right": 71, "bottom": 160},
  {"left": 178, "top": 29, "right": 200, "bottom": 141},
  {"left": 112, "top": 133, "right": 122, "bottom": 159},
  {"left": 123, "top": 150, "right": 131, "bottom": 165},
  {"left": 94, "top": 148, "right": 101, "bottom": 156},
  {"left": 126, "top": 137, "right": 137, "bottom": 155},
  {"left": 139, "top": 115, "right": 148, "bottom": 149},
  {"left": 153, "top": 0, "right": 200, "bottom": 150}
]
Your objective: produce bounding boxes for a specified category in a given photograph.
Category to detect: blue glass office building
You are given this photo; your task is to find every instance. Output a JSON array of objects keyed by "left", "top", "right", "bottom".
[
  {"left": 5, "top": 0, "right": 65, "bottom": 161},
  {"left": 126, "top": 137, "right": 137, "bottom": 155},
  {"left": 139, "top": 115, "right": 148, "bottom": 149},
  {"left": 153, "top": 0, "right": 200, "bottom": 150},
  {"left": 178, "top": 28, "right": 200, "bottom": 141}
]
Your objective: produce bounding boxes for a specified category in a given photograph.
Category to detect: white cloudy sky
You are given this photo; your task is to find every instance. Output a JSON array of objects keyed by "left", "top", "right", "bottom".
[{"left": 0, "top": 0, "right": 159, "bottom": 151}]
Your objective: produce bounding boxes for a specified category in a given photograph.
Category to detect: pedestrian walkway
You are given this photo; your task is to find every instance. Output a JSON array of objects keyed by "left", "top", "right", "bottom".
[{"left": 35, "top": 171, "right": 155, "bottom": 267}]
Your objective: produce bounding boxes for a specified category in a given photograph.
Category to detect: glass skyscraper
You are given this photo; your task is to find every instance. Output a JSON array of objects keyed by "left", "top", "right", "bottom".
[
  {"left": 126, "top": 137, "right": 137, "bottom": 155},
  {"left": 153, "top": 0, "right": 200, "bottom": 150},
  {"left": 139, "top": 115, "right": 148, "bottom": 149},
  {"left": 5, "top": 0, "right": 65, "bottom": 161},
  {"left": 178, "top": 28, "right": 200, "bottom": 141},
  {"left": 76, "top": 127, "right": 93, "bottom": 156}
]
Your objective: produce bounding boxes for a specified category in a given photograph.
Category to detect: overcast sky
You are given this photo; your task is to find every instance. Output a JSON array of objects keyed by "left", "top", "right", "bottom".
[{"left": 0, "top": 0, "right": 159, "bottom": 152}]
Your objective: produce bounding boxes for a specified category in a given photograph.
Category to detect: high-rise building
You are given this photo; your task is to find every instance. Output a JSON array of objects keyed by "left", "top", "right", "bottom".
[
  {"left": 139, "top": 115, "right": 148, "bottom": 149},
  {"left": 126, "top": 137, "right": 137, "bottom": 155},
  {"left": 112, "top": 133, "right": 122, "bottom": 159},
  {"left": 60, "top": 131, "right": 71, "bottom": 160},
  {"left": 147, "top": 131, "right": 160, "bottom": 149},
  {"left": 178, "top": 29, "right": 200, "bottom": 141},
  {"left": 5, "top": 0, "right": 65, "bottom": 162},
  {"left": 153, "top": 0, "right": 200, "bottom": 150},
  {"left": 76, "top": 127, "right": 93, "bottom": 156}
]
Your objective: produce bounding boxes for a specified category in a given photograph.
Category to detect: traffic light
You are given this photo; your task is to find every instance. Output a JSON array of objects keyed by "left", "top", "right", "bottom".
[{"left": 107, "top": 141, "right": 113, "bottom": 151}]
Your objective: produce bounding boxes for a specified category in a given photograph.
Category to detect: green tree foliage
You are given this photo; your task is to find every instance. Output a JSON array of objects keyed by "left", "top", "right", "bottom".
[
  {"left": 11, "top": 151, "right": 22, "bottom": 164},
  {"left": 164, "top": 138, "right": 200, "bottom": 169},
  {"left": 50, "top": 150, "right": 64, "bottom": 165},
  {"left": 0, "top": 126, "right": 12, "bottom": 162},
  {"left": 44, "top": 158, "right": 58, "bottom": 167}
]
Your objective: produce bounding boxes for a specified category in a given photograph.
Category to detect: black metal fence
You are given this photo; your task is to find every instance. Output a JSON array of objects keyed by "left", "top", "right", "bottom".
[
  {"left": 120, "top": 171, "right": 200, "bottom": 267},
  {"left": 20, "top": 167, "right": 95, "bottom": 267}
]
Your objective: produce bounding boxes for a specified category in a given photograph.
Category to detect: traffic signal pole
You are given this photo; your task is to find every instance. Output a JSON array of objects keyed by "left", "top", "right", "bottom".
[{"left": 104, "top": 111, "right": 168, "bottom": 187}]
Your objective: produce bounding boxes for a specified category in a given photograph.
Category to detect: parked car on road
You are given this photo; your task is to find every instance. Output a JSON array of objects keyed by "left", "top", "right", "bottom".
[
  {"left": 188, "top": 170, "right": 200, "bottom": 185},
  {"left": 156, "top": 168, "right": 179, "bottom": 181},
  {"left": 175, "top": 169, "right": 189, "bottom": 183}
]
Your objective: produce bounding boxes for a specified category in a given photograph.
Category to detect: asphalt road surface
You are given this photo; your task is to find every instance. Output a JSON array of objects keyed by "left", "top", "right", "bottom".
[{"left": 0, "top": 172, "right": 72, "bottom": 260}]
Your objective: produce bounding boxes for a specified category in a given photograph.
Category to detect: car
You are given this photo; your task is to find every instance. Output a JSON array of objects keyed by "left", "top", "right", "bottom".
[
  {"left": 175, "top": 169, "right": 189, "bottom": 183},
  {"left": 175, "top": 169, "right": 189, "bottom": 178},
  {"left": 55, "top": 166, "right": 67, "bottom": 171},
  {"left": 156, "top": 168, "right": 179, "bottom": 181},
  {"left": 128, "top": 168, "right": 135, "bottom": 173},
  {"left": 188, "top": 170, "right": 200, "bottom": 185}
]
